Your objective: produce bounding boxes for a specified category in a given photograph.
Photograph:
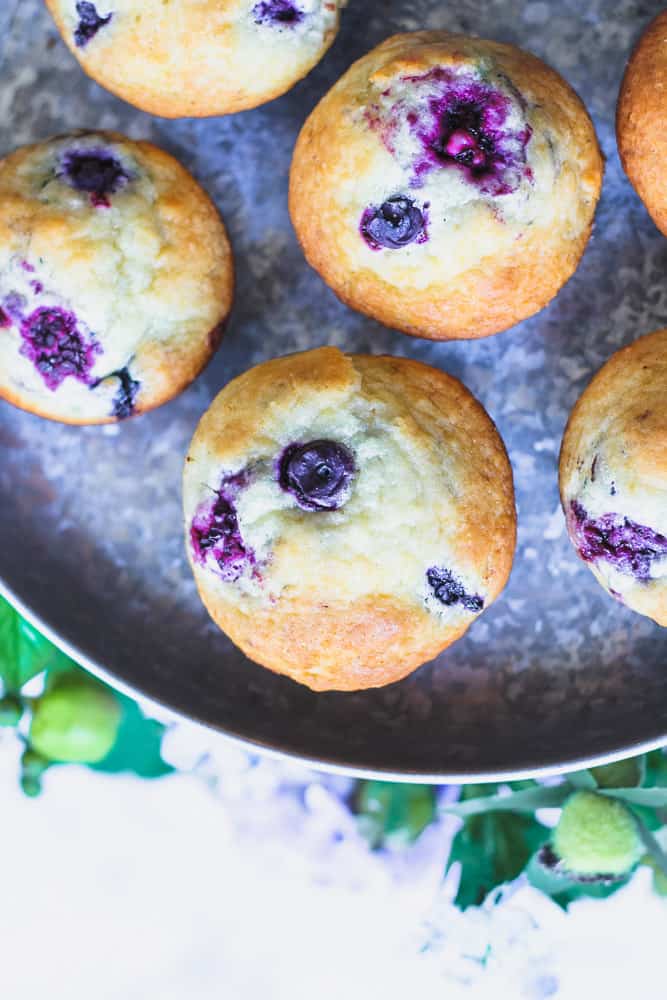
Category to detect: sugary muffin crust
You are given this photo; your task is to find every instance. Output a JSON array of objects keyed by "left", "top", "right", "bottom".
[
  {"left": 289, "top": 31, "right": 603, "bottom": 341},
  {"left": 45, "top": 0, "right": 346, "bottom": 117},
  {"left": 560, "top": 329, "right": 667, "bottom": 627},
  {"left": 183, "top": 347, "right": 516, "bottom": 691},
  {"left": 617, "top": 10, "right": 667, "bottom": 236},
  {"left": 0, "top": 131, "right": 233, "bottom": 424}
]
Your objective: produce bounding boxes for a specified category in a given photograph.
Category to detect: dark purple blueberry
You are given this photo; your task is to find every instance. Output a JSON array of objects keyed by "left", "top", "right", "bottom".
[
  {"left": 0, "top": 308, "right": 9, "bottom": 328},
  {"left": 191, "top": 486, "right": 254, "bottom": 581},
  {"left": 60, "top": 148, "right": 128, "bottom": 200},
  {"left": 252, "top": 1, "right": 304, "bottom": 25},
  {"left": 427, "top": 567, "right": 484, "bottom": 612},
  {"left": 74, "top": 1, "right": 112, "bottom": 47},
  {"left": 279, "top": 440, "right": 356, "bottom": 511},
  {"left": 569, "top": 500, "right": 667, "bottom": 581},
  {"left": 111, "top": 367, "right": 140, "bottom": 419},
  {"left": 19, "top": 307, "right": 100, "bottom": 390},
  {"left": 360, "top": 195, "right": 426, "bottom": 250}
]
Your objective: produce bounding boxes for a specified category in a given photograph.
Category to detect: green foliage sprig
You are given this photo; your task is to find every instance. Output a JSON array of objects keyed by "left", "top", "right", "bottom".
[
  {"left": 354, "top": 753, "right": 667, "bottom": 909},
  {"left": 0, "top": 595, "right": 173, "bottom": 795},
  {"left": 3, "top": 592, "right": 666, "bottom": 912}
]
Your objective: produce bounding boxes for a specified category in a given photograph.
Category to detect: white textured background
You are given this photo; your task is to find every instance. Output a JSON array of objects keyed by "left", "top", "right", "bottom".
[{"left": 1, "top": 722, "right": 666, "bottom": 999}]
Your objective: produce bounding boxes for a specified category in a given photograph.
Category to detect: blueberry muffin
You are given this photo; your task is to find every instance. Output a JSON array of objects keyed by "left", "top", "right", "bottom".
[
  {"left": 617, "top": 10, "right": 667, "bottom": 236},
  {"left": 45, "top": 0, "right": 346, "bottom": 118},
  {"left": 560, "top": 330, "right": 667, "bottom": 626},
  {"left": 289, "top": 31, "right": 603, "bottom": 341},
  {"left": 183, "top": 346, "right": 516, "bottom": 691},
  {"left": 0, "top": 131, "right": 233, "bottom": 424}
]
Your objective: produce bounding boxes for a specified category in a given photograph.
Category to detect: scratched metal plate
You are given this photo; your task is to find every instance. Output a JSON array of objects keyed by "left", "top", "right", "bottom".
[{"left": 1, "top": 0, "right": 666, "bottom": 781}]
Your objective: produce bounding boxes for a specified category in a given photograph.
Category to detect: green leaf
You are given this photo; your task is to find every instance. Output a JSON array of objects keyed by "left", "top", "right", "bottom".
[
  {"left": 591, "top": 757, "right": 645, "bottom": 789},
  {"left": 355, "top": 781, "right": 436, "bottom": 849},
  {"left": 649, "top": 865, "right": 667, "bottom": 897},
  {"left": 525, "top": 851, "right": 629, "bottom": 909},
  {"left": 88, "top": 690, "right": 173, "bottom": 779},
  {"left": 601, "top": 788, "right": 667, "bottom": 808},
  {"left": 625, "top": 803, "right": 663, "bottom": 832},
  {"left": 566, "top": 770, "right": 598, "bottom": 790},
  {"left": 447, "top": 810, "right": 549, "bottom": 909},
  {"left": 0, "top": 694, "right": 23, "bottom": 727},
  {"left": 0, "top": 596, "right": 62, "bottom": 693},
  {"left": 636, "top": 823, "right": 667, "bottom": 880},
  {"left": 443, "top": 783, "right": 569, "bottom": 819}
]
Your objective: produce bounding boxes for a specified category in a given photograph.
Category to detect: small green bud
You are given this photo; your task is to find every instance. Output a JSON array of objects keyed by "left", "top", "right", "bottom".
[
  {"left": 21, "top": 748, "right": 50, "bottom": 777},
  {"left": 20, "top": 775, "right": 42, "bottom": 798},
  {"left": 0, "top": 694, "right": 23, "bottom": 727},
  {"left": 553, "top": 791, "right": 644, "bottom": 878},
  {"left": 29, "top": 678, "right": 121, "bottom": 764}
]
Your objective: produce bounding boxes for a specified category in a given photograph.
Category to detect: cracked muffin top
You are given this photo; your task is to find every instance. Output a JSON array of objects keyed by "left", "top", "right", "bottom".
[
  {"left": 183, "top": 346, "right": 516, "bottom": 691},
  {"left": 290, "top": 31, "right": 603, "bottom": 341},
  {"left": 0, "top": 131, "right": 233, "bottom": 424},
  {"left": 45, "top": 0, "right": 347, "bottom": 117}
]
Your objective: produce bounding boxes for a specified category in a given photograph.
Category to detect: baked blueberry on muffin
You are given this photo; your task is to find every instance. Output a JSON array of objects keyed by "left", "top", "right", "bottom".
[
  {"left": 183, "top": 347, "right": 516, "bottom": 691},
  {"left": 289, "top": 31, "right": 603, "bottom": 341},
  {"left": 45, "top": 0, "right": 346, "bottom": 117},
  {"left": 0, "top": 131, "right": 233, "bottom": 424},
  {"left": 560, "top": 329, "right": 667, "bottom": 626},
  {"left": 617, "top": 10, "right": 667, "bottom": 236}
]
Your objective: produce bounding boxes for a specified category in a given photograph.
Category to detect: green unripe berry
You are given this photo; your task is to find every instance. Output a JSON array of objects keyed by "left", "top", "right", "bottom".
[
  {"left": 553, "top": 791, "right": 644, "bottom": 878},
  {"left": 590, "top": 759, "right": 642, "bottom": 789},
  {"left": 0, "top": 694, "right": 23, "bottom": 727},
  {"left": 29, "top": 679, "right": 121, "bottom": 764}
]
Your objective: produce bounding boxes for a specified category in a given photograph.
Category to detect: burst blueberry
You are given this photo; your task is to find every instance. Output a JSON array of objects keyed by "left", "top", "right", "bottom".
[
  {"left": 369, "top": 69, "right": 533, "bottom": 196},
  {"left": 74, "top": 1, "right": 112, "bottom": 48},
  {"left": 422, "top": 78, "right": 532, "bottom": 194},
  {"left": 252, "top": 1, "right": 304, "bottom": 25},
  {"left": 60, "top": 148, "right": 128, "bottom": 201},
  {"left": 434, "top": 102, "right": 492, "bottom": 171},
  {"left": 111, "top": 367, "right": 140, "bottom": 419},
  {"left": 279, "top": 440, "right": 356, "bottom": 511},
  {"left": 569, "top": 500, "right": 667, "bottom": 581},
  {"left": 191, "top": 477, "right": 255, "bottom": 581},
  {"left": 361, "top": 196, "right": 426, "bottom": 250},
  {"left": 427, "top": 566, "right": 483, "bottom": 612},
  {"left": 19, "top": 307, "right": 100, "bottom": 390}
]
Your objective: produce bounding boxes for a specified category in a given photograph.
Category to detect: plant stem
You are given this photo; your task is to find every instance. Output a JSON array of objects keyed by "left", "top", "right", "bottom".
[{"left": 637, "top": 822, "right": 667, "bottom": 879}]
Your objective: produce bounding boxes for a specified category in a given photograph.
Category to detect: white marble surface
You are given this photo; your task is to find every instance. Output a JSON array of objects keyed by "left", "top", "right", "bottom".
[{"left": 1, "top": 723, "right": 665, "bottom": 999}]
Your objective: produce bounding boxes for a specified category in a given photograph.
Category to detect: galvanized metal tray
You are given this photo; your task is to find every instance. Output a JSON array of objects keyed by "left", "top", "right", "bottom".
[{"left": 1, "top": 0, "right": 666, "bottom": 781}]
